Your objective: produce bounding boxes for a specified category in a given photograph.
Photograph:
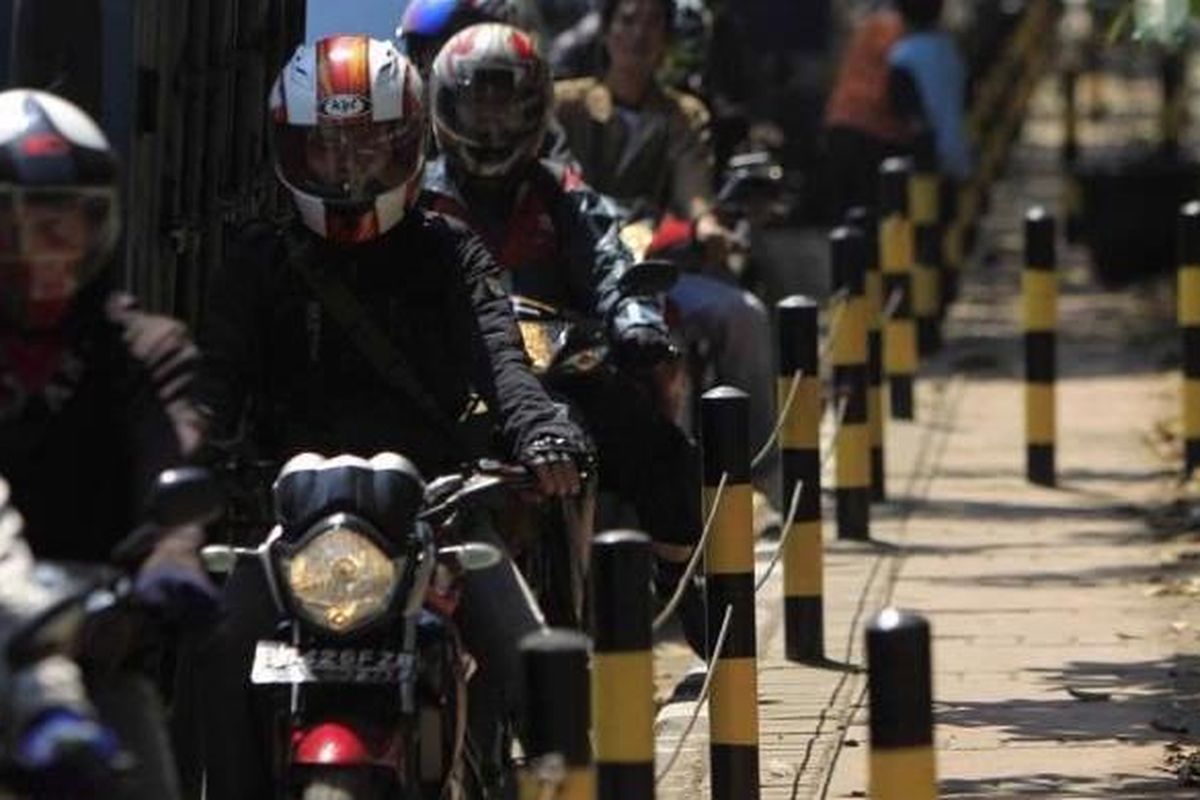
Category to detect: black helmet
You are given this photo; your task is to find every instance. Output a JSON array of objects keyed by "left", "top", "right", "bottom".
[
  {"left": 0, "top": 90, "right": 119, "bottom": 331},
  {"left": 430, "top": 23, "right": 552, "bottom": 179}
]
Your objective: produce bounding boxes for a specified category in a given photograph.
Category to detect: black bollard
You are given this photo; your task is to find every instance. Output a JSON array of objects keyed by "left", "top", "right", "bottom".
[
  {"left": 591, "top": 531, "right": 655, "bottom": 800},
  {"left": 701, "top": 387, "right": 760, "bottom": 800},
  {"left": 777, "top": 297, "right": 824, "bottom": 662}
]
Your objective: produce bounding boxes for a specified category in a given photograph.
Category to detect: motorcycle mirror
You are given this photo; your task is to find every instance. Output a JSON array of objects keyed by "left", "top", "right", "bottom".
[
  {"left": 437, "top": 543, "right": 503, "bottom": 572},
  {"left": 200, "top": 545, "right": 239, "bottom": 576},
  {"left": 147, "top": 467, "right": 226, "bottom": 529},
  {"left": 618, "top": 259, "right": 679, "bottom": 297}
]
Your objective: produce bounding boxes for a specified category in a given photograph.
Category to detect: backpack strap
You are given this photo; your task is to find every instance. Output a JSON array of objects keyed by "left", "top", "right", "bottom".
[{"left": 282, "top": 229, "right": 465, "bottom": 447}]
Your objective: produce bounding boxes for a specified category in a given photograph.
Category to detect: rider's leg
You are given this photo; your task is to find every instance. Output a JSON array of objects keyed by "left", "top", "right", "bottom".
[
  {"left": 456, "top": 513, "right": 547, "bottom": 769},
  {"left": 562, "top": 373, "right": 707, "bottom": 655},
  {"left": 194, "top": 560, "right": 277, "bottom": 800},
  {"left": 670, "top": 273, "right": 781, "bottom": 513},
  {"left": 89, "top": 670, "right": 182, "bottom": 800}
]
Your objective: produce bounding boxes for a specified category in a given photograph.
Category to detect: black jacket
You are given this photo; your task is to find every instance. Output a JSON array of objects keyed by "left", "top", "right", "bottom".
[
  {"left": 195, "top": 209, "right": 584, "bottom": 478},
  {"left": 0, "top": 286, "right": 199, "bottom": 562},
  {"left": 421, "top": 157, "right": 667, "bottom": 339}
]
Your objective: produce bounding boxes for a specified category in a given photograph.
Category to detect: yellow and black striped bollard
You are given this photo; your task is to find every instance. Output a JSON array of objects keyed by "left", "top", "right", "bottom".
[
  {"left": 778, "top": 296, "right": 823, "bottom": 662},
  {"left": 1061, "top": 67, "right": 1079, "bottom": 165},
  {"left": 830, "top": 227, "right": 871, "bottom": 540},
  {"left": 879, "top": 157, "right": 918, "bottom": 421},
  {"left": 520, "top": 629, "right": 595, "bottom": 800},
  {"left": 939, "top": 180, "right": 961, "bottom": 311},
  {"left": 1024, "top": 208, "right": 1057, "bottom": 487},
  {"left": 911, "top": 137, "right": 943, "bottom": 357},
  {"left": 846, "top": 207, "right": 887, "bottom": 502},
  {"left": 1061, "top": 68, "right": 1084, "bottom": 245},
  {"left": 1162, "top": 51, "right": 1185, "bottom": 156},
  {"left": 591, "top": 531, "right": 654, "bottom": 799},
  {"left": 867, "top": 608, "right": 936, "bottom": 800},
  {"left": 1178, "top": 202, "right": 1200, "bottom": 476},
  {"left": 701, "top": 387, "right": 760, "bottom": 800}
]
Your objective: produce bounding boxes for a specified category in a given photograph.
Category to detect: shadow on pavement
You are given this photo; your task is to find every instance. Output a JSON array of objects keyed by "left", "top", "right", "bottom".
[
  {"left": 940, "top": 772, "right": 1189, "bottom": 798},
  {"left": 936, "top": 655, "right": 1200, "bottom": 757}
]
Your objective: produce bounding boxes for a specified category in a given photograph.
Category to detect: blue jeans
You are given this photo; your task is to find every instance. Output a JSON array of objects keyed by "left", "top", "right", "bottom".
[{"left": 670, "top": 273, "right": 779, "bottom": 501}]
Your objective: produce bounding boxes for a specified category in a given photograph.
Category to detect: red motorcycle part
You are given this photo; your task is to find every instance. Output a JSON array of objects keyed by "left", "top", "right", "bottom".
[
  {"left": 291, "top": 721, "right": 401, "bottom": 768},
  {"left": 646, "top": 213, "right": 694, "bottom": 255}
]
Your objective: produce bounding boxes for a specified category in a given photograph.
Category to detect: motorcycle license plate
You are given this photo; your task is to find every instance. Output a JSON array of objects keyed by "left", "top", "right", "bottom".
[{"left": 250, "top": 641, "right": 413, "bottom": 685}]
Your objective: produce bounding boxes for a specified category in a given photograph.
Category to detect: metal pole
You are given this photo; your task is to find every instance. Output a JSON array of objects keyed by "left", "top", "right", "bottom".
[
  {"left": 777, "top": 297, "right": 823, "bottom": 662},
  {"left": 1024, "top": 207, "right": 1057, "bottom": 487},
  {"left": 879, "top": 157, "right": 918, "bottom": 421},
  {"left": 911, "top": 135, "right": 943, "bottom": 357},
  {"left": 830, "top": 227, "right": 871, "bottom": 540},
  {"left": 520, "top": 629, "right": 595, "bottom": 800},
  {"left": 701, "top": 387, "right": 760, "bottom": 800},
  {"left": 591, "top": 531, "right": 654, "bottom": 800},
  {"left": 867, "top": 609, "right": 937, "bottom": 800},
  {"left": 846, "top": 207, "right": 887, "bottom": 502},
  {"left": 1179, "top": 202, "right": 1200, "bottom": 476}
]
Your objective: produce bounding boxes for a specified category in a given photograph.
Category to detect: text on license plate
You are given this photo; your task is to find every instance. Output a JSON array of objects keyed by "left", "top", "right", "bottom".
[{"left": 251, "top": 640, "right": 413, "bottom": 685}]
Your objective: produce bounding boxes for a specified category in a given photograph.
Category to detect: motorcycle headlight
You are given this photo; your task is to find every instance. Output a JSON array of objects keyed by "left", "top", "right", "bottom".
[{"left": 283, "top": 518, "right": 401, "bottom": 634}]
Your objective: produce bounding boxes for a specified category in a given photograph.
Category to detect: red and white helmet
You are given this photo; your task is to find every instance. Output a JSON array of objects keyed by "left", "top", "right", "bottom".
[
  {"left": 430, "top": 23, "right": 551, "bottom": 179},
  {"left": 270, "top": 35, "right": 426, "bottom": 243}
]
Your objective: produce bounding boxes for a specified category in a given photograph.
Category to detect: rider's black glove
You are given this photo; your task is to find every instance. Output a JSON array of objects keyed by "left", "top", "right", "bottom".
[
  {"left": 520, "top": 434, "right": 592, "bottom": 498},
  {"left": 614, "top": 324, "right": 678, "bottom": 369}
]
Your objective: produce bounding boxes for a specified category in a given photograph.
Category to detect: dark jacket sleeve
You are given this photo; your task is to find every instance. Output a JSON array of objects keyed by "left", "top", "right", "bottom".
[
  {"left": 547, "top": 163, "right": 669, "bottom": 340},
  {"left": 435, "top": 216, "right": 588, "bottom": 458},
  {"left": 107, "top": 294, "right": 201, "bottom": 489},
  {"left": 193, "top": 223, "right": 277, "bottom": 447},
  {"left": 888, "top": 64, "right": 927, "bottom": 130},
  {"left": 103, "top": 294, "right": 206, "bottom": 565}
]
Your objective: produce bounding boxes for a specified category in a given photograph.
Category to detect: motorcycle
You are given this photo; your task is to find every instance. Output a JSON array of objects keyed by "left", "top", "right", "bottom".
[
  {"left": 0, "top": 467, "right": 224, "bottom": 799},
  {"left": 509, "top": 260, "right": 680, "bottom": 626},
  {"left": 200, "top": 452, "right": 536, "bottom": 800}
]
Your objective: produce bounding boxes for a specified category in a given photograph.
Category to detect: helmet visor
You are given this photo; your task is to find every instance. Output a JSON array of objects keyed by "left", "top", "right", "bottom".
[
  {"left": 276, "top": 118, "right": 425, "bottom": 204},
  {"left": 0, "top": 186, "right": 118, "bottom": 329},
  {"left": 436, "top": 63, "right": 546, "bottom": 153}
]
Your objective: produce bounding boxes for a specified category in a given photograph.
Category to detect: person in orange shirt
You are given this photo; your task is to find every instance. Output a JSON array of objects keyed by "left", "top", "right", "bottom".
[{"left": 822, "top": 3, "right": 910, "bottom": 220}]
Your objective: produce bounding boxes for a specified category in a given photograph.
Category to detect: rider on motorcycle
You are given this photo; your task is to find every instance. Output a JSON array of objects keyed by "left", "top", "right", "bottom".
[
  {"left": 0, "top": 479, "right": 120, "bottom": 794},
  {"left": 0, "top": 89, "right": 215, "bottom": 800},
  {"left": 554, "top": 0, "right": 783, "bottom": 532},
  {"left": 194, "top": 36, "right": 591, "bottom": 799},
  {"left": 420, "top": 22, "right": 705, "bottom": 652}
]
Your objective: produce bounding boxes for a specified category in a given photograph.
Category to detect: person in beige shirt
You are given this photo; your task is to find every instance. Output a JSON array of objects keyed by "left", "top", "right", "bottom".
[{"left": 554, "top": 0, "right": 782, "bottom": 530}]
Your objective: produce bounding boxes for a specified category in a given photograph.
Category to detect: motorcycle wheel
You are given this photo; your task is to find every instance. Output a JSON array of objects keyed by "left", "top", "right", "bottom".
[{"left": 299, "top": 770, "right": 382, "bottom": 800}]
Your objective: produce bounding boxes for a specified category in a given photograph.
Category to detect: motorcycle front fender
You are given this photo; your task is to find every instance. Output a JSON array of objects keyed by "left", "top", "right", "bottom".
[{"left": 291, "top": 720, "right": 398, "bottom": 769}]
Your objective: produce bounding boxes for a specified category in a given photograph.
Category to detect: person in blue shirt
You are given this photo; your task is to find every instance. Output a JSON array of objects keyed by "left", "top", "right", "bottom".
[{"left": 889, "top": 0, "right": 973, "bottom": 182}]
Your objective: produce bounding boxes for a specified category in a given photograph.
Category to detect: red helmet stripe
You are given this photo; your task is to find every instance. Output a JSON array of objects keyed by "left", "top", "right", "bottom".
[
  {"left": 317, "top": 36, "right": 371, "bottom": 106},
  {"left": 510, "top": 29, "right": 535, "bottom": 61}
]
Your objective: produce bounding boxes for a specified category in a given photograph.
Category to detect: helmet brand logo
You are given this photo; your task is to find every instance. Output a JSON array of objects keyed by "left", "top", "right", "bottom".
[
  {"left": 319, "top": 94, "right": 372, "bottom": 119},
  {"left": 20, "top": 132, "right": 69, "bottom": 157}
]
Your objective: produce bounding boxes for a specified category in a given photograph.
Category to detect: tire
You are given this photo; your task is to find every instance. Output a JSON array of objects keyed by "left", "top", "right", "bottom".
[
  {"left": 299, "top": 770, "right": 383, "bottom": 800},
  {"left": 534, "top": 507, "right": 580, "bottom": 628}
]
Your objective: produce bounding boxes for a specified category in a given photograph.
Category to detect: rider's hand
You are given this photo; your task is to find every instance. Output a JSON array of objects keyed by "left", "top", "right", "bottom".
[
  {"left": 134, "top": 562, "right": 222, "bottom": 628},
  {"left": 615, "top": 324, "right": 677, "bottom": 369},
  {"left": 134, "top": 524, "right": 222, "bottom": 627},
  {"left": 521, "top": 435, "right": 584, "bottom": 498},
  {"left": 16, "top": 708, "right": 122, "bottom": 792}
]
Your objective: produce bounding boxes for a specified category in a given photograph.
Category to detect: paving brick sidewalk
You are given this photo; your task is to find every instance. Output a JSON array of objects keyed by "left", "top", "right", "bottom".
[{"left": 654, "top": 77, "right": 1200, "bottom": 798}]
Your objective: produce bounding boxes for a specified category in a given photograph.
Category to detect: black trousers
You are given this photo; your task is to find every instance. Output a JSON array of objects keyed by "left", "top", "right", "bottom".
[
  {"left": 825, "top": 126, "right": 901, "bottom": 223},
  {"left": 554, "top": 367, "right": 702, "bottom": 549}
]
